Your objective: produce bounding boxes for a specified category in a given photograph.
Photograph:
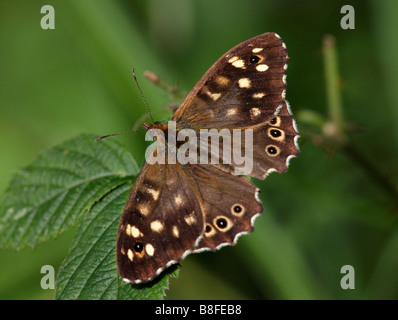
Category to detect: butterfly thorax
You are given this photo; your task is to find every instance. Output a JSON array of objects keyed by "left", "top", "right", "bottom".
[
  {"left": 143, "top": 121, "right": 167, "bottom": 132},
  {"left": 144, "top": 121, "right": 186, "bottom": 144}
]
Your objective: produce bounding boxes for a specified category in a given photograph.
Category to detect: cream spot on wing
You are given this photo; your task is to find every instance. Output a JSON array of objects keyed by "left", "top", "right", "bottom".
[
  {"left": 184, "top": 213, "right": 196, "bottom": 225},
  {"left": 232, "top": 59, "right": 245, "bottom": 69},
  {"left": 227, "top": 108, "right": 237, "bottom": 116},
  {"left": 174, "top": 194, "right": 182, "bottom": 206},
  {"left": 256, "top": 64, "right": 269, "bottom": 72},
  {"left": 228, "top": 56, "right": 239, "bottom": 63},
  {"left": 146, "top": 188, "right": 159, "bottom": 200},
  {"left": 252, "top": 47, "right": 263, "bottom": 53},
  {"left": 283, "top": 74, "right": 287, "bottom": 83},
  {"left": 238, "top": 78, "right": 251, "bottom": 88},
  {"left": 253, "top": 92, "right": 265, "bottom": 99},
  {"left": 216, "top": 76, "right": 230, "bottom": 86},
  {"left": 145, "top": 244, "right": 155, "bottom": 256},
  {"left": 127, "top": 249, "right": 134, "bottom": 261},
  {"left": 172, "top": 225, "right": 179, "bottom": 238},
  {"left": 209, "top": 92, "right": 221, "bottom": 101},
  {"left": 150, "top": 220, "right": 164, "bottom": 232},
  {"left": 138, "top": 204, "right": 149, "bottom": 216},
  {"left": 250, "top": 108, "right": 261, "bottom": 118},
  {"left": 125, "top": 224, "right": 131, "bottom": 236},
  {"left": 204, "top": 88, "right": 221, "bottom": 101},
  {"left": 131, "top": 225, "right": 143, "bottom": 238}
]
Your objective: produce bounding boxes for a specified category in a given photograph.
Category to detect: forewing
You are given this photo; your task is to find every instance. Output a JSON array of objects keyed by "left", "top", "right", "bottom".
[
  {"left": 172, "top": 32, "right": 288, "bottom": 129},
  {"left": 116, "top": 162, "right": 205, "bottom": 283}
]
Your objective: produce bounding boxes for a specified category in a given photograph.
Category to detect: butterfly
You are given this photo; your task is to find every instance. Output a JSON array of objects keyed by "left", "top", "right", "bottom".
[{"left": 116, "top": 33, "right": 299, "bottom": 284}]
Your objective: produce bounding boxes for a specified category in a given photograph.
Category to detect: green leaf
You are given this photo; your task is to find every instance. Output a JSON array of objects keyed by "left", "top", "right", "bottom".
[
  {"left": 0, "top": 133, "right": 139, "bottom": 249},
  {"left": 55, "top": 183, "right": 179, "bottom": 300}
]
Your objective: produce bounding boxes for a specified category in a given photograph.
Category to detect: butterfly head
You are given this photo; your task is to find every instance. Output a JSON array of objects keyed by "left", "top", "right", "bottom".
[
  {"left": 144, "top": 122, "right": 166, "bottom": 135},
  {"left": 143, "top": 122, "right": 167, "bottom": 131},
  {"left": 143, "top": 122, "right": 169, "bottom": 149}
]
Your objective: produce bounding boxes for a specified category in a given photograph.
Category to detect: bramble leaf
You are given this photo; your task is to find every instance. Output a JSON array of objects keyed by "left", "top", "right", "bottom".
[
  {"left": 55, "top": 183, "right": 178, "bottom": 300},
  {"left": 0, "top": 133, "right": 139, "bottom": 249}
]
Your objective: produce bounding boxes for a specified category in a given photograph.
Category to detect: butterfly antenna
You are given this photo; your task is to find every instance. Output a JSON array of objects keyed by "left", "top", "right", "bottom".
[
  {"left": 132, "top": 68, "right": 154, "bottom": 124},
  {"left": 95, "top": 128, "right": 146, "bottom": 142}
]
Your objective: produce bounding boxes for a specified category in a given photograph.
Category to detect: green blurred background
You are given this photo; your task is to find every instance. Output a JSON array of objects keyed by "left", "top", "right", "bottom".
[{"left": 1, "top": 0, "right": 397, "bottom": 299}]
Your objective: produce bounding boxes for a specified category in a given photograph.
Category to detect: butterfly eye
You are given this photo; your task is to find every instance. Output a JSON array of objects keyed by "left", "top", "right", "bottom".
[
  {"left": 134, "top": 242, "right": 144, "bottom": 252},
  {"left": 249, "top": 55, "right": 261, "bottom": 64}
]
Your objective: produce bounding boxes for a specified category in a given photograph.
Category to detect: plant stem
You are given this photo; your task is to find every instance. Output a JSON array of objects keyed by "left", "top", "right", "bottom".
[
  {"left": 322, "top": 34, "right": 398, "bottom": 204},
  {"left": 323, "top": 35, "right": 347, "bottom": 143},
  {"left": 144, "top": 70, "right": 186, "bottom": 104}
]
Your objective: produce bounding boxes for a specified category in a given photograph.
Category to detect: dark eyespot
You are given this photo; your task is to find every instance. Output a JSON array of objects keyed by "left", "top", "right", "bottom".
[
  {"left": 270, "top": 118, "right": 277, "bottom": 125},
  {"left": 270, "top": 129, "right": 281, "bottom": 137},
  {"left": 134, "top": 242, "right": 144, "bottom": 252},
  {"left": 250, "top": 56, "right": 260, "bottom": 64},
  {"left": 231, "top": 204, "right": 245, "bottom": 217},
  {"left": 233, "top": 205, "right": 242, "bottom": 213},
  {"left": 267, "top": 146, "right": 277, "bottom": 154},
  {"left": 205, "top": 225, "right": 212, "bottom": 233},
  {"left": 216, "top": 218, "right": 227, "bottom": 229}
]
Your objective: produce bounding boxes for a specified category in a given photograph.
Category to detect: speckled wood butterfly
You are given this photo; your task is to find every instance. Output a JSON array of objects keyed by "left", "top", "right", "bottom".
[{"left": 116, "top": 33, "right": 299, "bottom": 283}]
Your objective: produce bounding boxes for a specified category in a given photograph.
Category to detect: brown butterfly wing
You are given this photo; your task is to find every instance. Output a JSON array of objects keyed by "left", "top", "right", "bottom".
[
  {"left": 172, "top": 33, "right": 288, "bottom": 129},
  {"left": 181, "top": 102, "right": 298, "bottom": 252},
  {"left": 171, "top": 32, "right": 297, "bottom": 179},
  {"left": 116, "top": 33, "right": 297, "bottom": 283},
  {"left": 116, "top": 162, "right": 205, "bottom": 283},
  {"left": 180, "top": 164, "right": 262, "bottom": 252},
  {"left": 252, "top": 100, "right": 299, "bottom": 178},
  {"left": 231, "top": 100, "right": 300, "bottom": 179}
]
